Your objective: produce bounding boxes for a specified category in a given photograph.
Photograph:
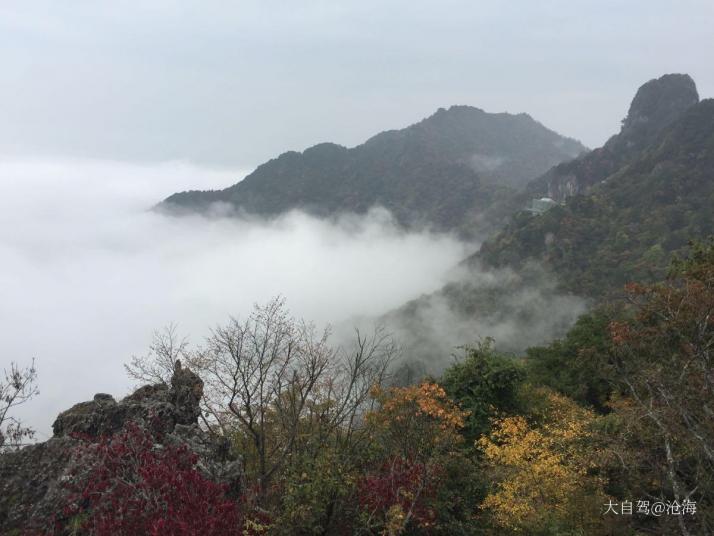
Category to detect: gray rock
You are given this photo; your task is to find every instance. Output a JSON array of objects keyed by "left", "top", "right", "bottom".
[
  {"left": 622, "top": 73, "right": 699, "bottom": 139},
  {"left": 0, "top": 366, "right": 241, "bottom": 534}
]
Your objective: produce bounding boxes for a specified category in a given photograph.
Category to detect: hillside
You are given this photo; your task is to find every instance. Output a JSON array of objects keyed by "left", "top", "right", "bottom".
[
  {"left": 160, "top": 106, "right": 585, "bottom": 234},
  {"left": 380, "top": 74, "right": 711, "bottom": 366},
  {"left": 480, "top": 91, "right": 713, "bottom": 298},
  {"left": 525, "top": 73, "right": 699, "bottom": 202}
]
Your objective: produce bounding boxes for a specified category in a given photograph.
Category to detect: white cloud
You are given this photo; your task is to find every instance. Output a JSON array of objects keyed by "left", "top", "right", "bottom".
[{"left": 0, "top": 157, "right": 470, "bottom": 437}]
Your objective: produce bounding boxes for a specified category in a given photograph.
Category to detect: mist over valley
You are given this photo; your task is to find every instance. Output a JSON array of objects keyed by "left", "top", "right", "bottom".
[
  {"left": 3, "top": 3, "right": 714, "bottom": 533},
  {"left": 1, "top": 157, "right": 476, "bottom": 435}
]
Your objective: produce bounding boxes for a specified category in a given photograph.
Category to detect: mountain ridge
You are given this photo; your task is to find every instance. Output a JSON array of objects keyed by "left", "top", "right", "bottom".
[
  {"left": 160, "top": 105, "right": 586, "bottom": 235},
  {"left": 479, "top": 92, "right": 712, "bottom": 298},
  {"left": 379, "top": 74, "right": 712, "bottom": 367}
]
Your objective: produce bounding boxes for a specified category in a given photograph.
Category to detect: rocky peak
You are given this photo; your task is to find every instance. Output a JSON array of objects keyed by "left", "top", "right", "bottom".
[
  {"left": 621, "top": 73, "right": 699, "bottom": 139},
  {"left": 52, "top": 363, "right": 204, "bottom": 438},
  {"left": 529, "top": 74, "right": 700, "bottom": 202}
]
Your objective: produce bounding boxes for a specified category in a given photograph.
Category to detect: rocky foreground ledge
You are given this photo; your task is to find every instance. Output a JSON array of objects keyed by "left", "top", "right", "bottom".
[{"left": 0, "top": 364, "right": 242, "bottom": 534}]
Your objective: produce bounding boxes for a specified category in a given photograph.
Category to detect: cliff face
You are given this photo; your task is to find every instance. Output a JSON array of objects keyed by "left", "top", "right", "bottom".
[
  {"left": 0, "top": 365, "right": 241, "bottom": 534},
  {"left": 620, "top": 73, "right": 700, "bottom": 142},
  {"left": 528, "top": 73, "right": 699, "bottom": 202}
]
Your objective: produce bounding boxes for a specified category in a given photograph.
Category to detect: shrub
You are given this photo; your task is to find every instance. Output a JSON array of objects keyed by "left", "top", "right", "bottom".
[{"left": 60, "top": 423, "right": 252, "bottom": 536}]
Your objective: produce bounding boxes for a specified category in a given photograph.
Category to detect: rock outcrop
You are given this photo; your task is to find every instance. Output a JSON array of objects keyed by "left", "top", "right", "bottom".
[
  {"left": 0, "top": 366, "right": 241, "bottom": 534},
  {"left": 621, "top": 73, "right": 699, "bottom": 142}
]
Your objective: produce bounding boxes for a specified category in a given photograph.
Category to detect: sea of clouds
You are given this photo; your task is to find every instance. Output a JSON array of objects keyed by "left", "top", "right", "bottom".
[{"left": 0, "top": 157, "right": 472, "bottom": 437}]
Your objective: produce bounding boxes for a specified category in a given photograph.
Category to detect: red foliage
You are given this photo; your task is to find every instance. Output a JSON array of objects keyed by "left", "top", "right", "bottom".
[
  {"left": 61, "top": 423, "right": 249, "bottom": 536},
  {"left": 357, "top": 456, "right": 437, "bottom": 529}
]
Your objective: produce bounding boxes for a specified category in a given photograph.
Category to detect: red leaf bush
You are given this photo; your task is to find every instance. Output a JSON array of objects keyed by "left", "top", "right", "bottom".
[
  {"left": 60, "top": 423, "right": 248, "bottom": 535},
  {"left": 357, "top": 456, "right": 437, "bottom": 531}
]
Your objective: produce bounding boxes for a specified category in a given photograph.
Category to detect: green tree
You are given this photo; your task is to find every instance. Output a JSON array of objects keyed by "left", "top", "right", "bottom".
[
  {"left": 441, "top": 340, "right": 525, "bottom": 442},
  {"left": 524, "top": 311, "right": 614, "bottom": 412}
]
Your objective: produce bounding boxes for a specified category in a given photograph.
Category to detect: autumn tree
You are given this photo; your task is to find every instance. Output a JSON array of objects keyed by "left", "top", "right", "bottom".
[
  {"left": 605, "top": 240, "right": 714, "bottom": 535},
  {"left": 125, "top": 297, "right": 396, "bottom": 522},
  {"left": 60, "top": 423, "right": 259, "bottom": 536},
  {"left": 477, "top": 388, "right": 609, "bottom": 534},
  {"left": 191, "top": 299, "right": 393, "bottom": 502},
  {"left": 359, "top": 382, "right": 476, "bottom": 535}
]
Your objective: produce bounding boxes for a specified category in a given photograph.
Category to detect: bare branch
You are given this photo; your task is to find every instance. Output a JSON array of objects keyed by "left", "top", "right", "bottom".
[{"left": 0, "top": 358, "right": 39, "bottom": 451}]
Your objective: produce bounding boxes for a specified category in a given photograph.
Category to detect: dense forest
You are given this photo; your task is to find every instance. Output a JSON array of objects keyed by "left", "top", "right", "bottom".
[{"left": 480, "top": 95, "right": 714, "bottom": 297}]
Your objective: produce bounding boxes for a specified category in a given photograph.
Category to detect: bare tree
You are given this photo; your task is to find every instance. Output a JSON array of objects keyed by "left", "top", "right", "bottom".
[
  {"left": 124, "top": 323, "right": 190, "bottom": 385},
  {"left": 0, "top": 359, "right": 39, "bottom": 450},
  {"left": 191, "top": 297, "right": 329, "bottom": 491},
  {"left": 306, "top": 325, "right": 396, "bottom": 455},
  {"left": 127, "top": 297, "right": 397, "bottom": 499}
]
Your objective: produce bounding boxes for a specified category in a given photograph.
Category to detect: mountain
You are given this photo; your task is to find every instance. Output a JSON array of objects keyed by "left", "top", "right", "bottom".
[
  {"left": 479, "top": 75, "right": 711, "bottom": 298},
  {"left": 378, "top": 74, "right": 711, "bottom": 366},
  {"left": 526, "top": 73, "right": 699, "bottom": 202},
  {"left": 160, "top": 106, "right": 586, "bottom": 234}
]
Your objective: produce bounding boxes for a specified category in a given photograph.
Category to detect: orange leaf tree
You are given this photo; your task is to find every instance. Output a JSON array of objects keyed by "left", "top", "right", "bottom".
[{"left": 358, "top": 382, "right": 475, "bottom": 535}]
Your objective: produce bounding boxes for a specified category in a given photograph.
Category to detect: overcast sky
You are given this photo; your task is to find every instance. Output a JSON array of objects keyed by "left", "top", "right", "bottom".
[{"left": 1, "top": 1, "right": 713, "bottom": 172}]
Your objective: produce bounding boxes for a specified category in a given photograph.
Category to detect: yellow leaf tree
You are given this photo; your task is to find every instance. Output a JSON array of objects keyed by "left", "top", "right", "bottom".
[{"left": 478, "top": 388, "right": 608, "bottom": 533}]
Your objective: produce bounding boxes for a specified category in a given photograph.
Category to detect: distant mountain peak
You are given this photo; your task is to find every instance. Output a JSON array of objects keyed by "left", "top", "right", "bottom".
[
  {"left": 301, "top": 142, "right": 348, "bottom": 157},
  {"left": 441, "top": 104, "right": 485, "bottom": 114},
  {"left": 621, "top": 73, "right": 699, "bottom": 139},
  {"left": 424, "top": 105, "right": 535, "bottom": 124},
  {"left": 528, "top": 73, "right": 700, "bottom": 202},
  {"left": 160, "top": 105, "right": 586, "bottom": 234}
]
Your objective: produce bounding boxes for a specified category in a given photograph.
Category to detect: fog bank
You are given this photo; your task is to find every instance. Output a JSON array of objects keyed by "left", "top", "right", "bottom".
[
  {"left": 0, "top": 157, "right": 471, "bottom": 437},
  {"left": 373, "top": 261, "right": 588, "bottom": 378}
]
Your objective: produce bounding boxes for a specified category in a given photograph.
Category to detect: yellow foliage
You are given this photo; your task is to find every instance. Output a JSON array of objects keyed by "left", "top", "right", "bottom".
[
  {"left": 384, "top": 504, "right": 406, "bottom": 536},
  {"left": 478, "top": 389, "right": 607, "bottom": 532}
]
